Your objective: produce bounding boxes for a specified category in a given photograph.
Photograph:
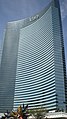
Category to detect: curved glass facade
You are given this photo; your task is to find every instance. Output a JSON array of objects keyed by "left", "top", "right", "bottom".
[
  {"left": 0, "top": 0, "right": 66, "bottom": 112},
  {"left": 14, "top": 0, "right": 66, "bottom": 111},
  {"left": 14, "top": 6, "right": 56, "bottom": 111}
]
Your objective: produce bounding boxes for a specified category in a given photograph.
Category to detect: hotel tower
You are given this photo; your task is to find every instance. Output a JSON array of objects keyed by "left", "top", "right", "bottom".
[{"left": 0, "top": 0, "right": 67, "bottom": 112}]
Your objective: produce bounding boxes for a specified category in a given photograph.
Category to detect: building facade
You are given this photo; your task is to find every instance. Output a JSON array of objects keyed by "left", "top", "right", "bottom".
[{"left": 0, "top": 0, "right": 67, "bottom": 112}]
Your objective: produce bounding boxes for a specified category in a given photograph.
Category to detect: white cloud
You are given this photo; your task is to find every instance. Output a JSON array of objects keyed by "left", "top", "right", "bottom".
[{"left": 60, "top": 0, "right": 67, "bottom": 20}]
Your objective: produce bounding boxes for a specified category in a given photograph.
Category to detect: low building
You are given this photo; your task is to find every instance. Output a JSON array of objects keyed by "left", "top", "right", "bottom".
[{"left": 45, "top": 112, "right": 67, "bottom": 119}]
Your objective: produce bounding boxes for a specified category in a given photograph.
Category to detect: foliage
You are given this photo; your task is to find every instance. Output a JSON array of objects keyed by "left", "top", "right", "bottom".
[{"left": 28, "top": 107, "right": 48, "bottom": 119}]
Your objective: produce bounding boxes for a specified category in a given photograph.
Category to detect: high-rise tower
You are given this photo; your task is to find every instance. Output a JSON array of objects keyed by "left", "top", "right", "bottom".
[{"left": 0, "top": 0, "right": 66, "bottom": 112}]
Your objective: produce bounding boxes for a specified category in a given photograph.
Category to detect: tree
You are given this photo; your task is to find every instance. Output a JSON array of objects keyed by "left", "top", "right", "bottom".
[{"left": 28, "top": 107, "right": 48, "bottom": 119}]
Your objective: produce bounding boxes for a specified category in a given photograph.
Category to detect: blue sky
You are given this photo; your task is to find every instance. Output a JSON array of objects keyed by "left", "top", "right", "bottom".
[{"left": 0, "top": 0, "right": 67, "bottom": 70}]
